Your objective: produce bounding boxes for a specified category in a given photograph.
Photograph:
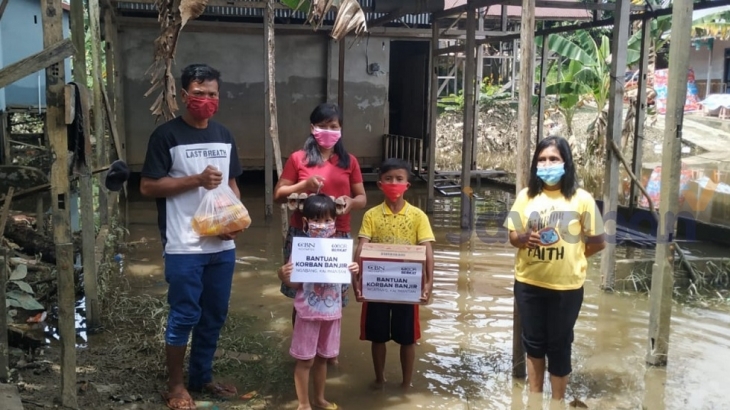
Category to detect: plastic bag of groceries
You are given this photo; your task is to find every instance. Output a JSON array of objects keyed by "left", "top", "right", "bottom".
[{"left": 192, "top": 185, "right": 252, "bottom": 236}]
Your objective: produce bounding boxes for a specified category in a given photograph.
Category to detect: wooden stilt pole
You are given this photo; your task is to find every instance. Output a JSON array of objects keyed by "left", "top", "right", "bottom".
[
  {"left": 427, "top": 18, "right": 440, "bottom": 213},
  {"left": 459, "top": 2, "right": 476, "bottom": 230},
  {"left": 41, "top": 0, "right": 76, "bottom": 405},
  {"left": 536, "top": 33, "right": 549, "bottom": 142},
  {"left": 630, "top": 17, "right": 652, "bottom": 212},
  {"left": 471, "top": 15, "right": 484, "bottom": 168},
  {"left": 70, "top": 0, "right": 86, "bottom": 86},
  {"left": 513, "top": 0, "right": 536, "bottom": 379},
  {"left": 599, "top": 0, "right": 630, "bottom": 291},
  {"left": 647, "top": 0, "right": 694, "bottom": 367},
  {"left": 264, "top": 3, "right": 274, "bottom": 219},
  {"left": 264, "top": 0, "right": 288, "bottom": 239},
  {"left": 88, "top": 0, "right": 107, "bottom": 225}
]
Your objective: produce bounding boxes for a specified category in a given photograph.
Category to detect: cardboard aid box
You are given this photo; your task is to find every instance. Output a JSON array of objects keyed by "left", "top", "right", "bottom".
[{"left": 359, "top": 243, "right": 427, "bottom": 305}]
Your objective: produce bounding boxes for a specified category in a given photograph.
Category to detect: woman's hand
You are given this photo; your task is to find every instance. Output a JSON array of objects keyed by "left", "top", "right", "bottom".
[
  {"left": 521, "top": 229, "right": 541, "bottom": 249},
  {"left": 304, "top": 175, "right": 325, "bottom": 192},
  {"left": 420, "top": 282, "right": 432, "bottom": 303},
  {"left": 278, "top": 262, "right": 293, "bottom": 283},
  {"left": 340, "top": 196, "right": 355, "bottom": 215}
]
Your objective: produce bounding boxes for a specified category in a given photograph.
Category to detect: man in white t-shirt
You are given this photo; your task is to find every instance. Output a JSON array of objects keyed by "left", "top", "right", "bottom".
[{"left": 140, "top": 64, "right": 242, "bottom": 410}]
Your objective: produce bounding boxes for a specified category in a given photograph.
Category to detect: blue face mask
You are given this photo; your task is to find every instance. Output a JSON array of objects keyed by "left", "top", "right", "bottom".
[{"left": 536, "top": 163, "right": 565, "bottom": 186}]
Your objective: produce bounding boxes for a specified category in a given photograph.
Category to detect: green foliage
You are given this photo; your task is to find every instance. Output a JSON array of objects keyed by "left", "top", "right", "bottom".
[
  {"left": 544, "top": 31, "right": 612, "bottom": 138},
  {"left": 438, "top": 76, "right": 511, "bottom": 113}
]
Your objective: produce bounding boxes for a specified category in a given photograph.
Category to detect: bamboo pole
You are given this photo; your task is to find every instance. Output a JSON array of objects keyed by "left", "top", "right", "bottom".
[
  {"left": 88, "top": 0, "right": 108, "bottom": 225},
  {"left": 513, "top": 0, "right": 536, "bottom": 379},
  {"left": 471, "top": 15, "right": 484, "bottom": 167},
  {"left": 41, "top": 0, "right": 76, "bottom": 405},
  {"left": 427, "top": 19, "right": 439, "bottom": 213},
  {"left": 599, "top": 0, "right": 630, "bottom": 291},
  {"left": 264, "top": 0, "right": 288, "bottom": 238},
  {"left": 459, "top": 3, "right": 476, "bottom": 230},
  {"left": 647, "top": 0, "right": 694, "bottom": 367}
]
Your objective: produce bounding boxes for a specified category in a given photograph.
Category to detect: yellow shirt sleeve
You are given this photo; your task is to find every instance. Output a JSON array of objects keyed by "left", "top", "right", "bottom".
[
  {"left": 415, "top": 210, "right": 436, "bottom": 244},
  {"left": 359, "top": 208, "right": 374, "bottom": 240},
  {"left": 504, "top": 188, "right": 529, "bottom": 232},
  {"left": 579, "top": 192, "right": 605, "bottom": 237}
]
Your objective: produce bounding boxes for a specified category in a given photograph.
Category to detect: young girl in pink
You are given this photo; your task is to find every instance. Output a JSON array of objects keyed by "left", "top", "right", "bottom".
[{"left": 278, "top": 194, "right": 358, "bottom": 410}]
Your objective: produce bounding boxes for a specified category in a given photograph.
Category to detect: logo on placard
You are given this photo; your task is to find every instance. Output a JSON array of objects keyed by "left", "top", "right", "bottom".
[
  {"left": 331, "top": 242, "right": 348, "bottom": 253},
  {"left": 368, "top": 264, "right": 386, "bottom": 272},
  {"left": 297, "top": 241, "right": 316, "bottom": 251},
  {"left": 400, "top": 267, "right": 418, "bottom": 275}
]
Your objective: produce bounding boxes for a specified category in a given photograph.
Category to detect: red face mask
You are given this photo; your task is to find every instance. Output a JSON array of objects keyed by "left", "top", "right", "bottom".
[
  {"left": 185, "top": 94, "right": 219, "bottom": 120},
  {"left": 380, "top": 183, "right": 409, "bottom": 202}
]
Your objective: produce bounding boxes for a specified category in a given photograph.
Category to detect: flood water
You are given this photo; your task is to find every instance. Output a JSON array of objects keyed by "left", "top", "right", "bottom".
[{"left": 123, "top": 184, "right": 730, "bottom": 410}]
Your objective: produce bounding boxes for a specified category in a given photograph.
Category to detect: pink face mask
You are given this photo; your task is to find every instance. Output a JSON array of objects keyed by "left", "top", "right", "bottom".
[{"left": 312, "top": 127, "right": 341, "bottom": 150}]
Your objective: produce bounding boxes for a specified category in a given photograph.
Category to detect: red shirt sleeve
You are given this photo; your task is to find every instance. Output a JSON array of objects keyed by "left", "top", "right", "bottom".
[
  {"left": 349, "top": 154, "right": 364, "bottom": 184},
  {"left": 281, "top": 151, "right": 302, "bottom": 182}
]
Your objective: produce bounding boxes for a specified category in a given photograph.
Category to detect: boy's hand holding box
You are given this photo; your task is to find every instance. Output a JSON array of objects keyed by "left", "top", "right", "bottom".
[{"left": 359, "top": 243, "right": 428, "bottom": 304}]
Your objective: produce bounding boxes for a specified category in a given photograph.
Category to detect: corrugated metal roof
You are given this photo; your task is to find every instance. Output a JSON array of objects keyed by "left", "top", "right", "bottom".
[
  {"left": 446, "top": 0, "right": 592, "bottom": 20},
  {"left": 116, "top": 0, "right": 433, "bottom": 26}
]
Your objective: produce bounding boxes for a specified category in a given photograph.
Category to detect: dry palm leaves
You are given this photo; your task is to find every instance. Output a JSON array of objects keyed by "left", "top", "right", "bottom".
[
  {"left": 145, "top": 0, "right": 208, "bottom": 122},
  {"left": 281, "top": 0, "right": 367, "bottom": 40}
]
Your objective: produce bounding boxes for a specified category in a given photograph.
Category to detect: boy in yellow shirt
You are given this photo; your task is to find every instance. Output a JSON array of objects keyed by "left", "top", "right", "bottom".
[{"left": 352, "top": 158, "right": 435, "bottom": 390}]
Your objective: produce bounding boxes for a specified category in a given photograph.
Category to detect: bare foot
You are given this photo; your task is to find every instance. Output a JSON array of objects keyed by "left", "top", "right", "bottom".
[
  {"left": 400, "top": 381, "right": 412, "bottom": 390},
  {"left": 313, "top": 399, "right": 337, "bottom": 409},
  {"left": 369, "top": 379, "right": 386, "bottom": 390}
]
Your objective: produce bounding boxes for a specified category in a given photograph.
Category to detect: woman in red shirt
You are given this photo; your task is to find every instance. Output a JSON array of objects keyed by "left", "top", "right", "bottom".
[{"left": 274, "top": 103, "right": 367, "bottom": 325}]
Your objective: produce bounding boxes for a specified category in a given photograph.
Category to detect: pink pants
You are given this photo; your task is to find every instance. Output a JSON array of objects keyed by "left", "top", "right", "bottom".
[{"left": 290, "top": 316, "right": 341, "bottom": 360}]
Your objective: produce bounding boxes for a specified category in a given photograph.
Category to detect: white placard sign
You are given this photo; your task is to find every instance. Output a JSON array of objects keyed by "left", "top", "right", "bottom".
[
  {"left": 362, "top": 261, "right": 423, "bottom": 303},
  {"left": 290, "top": 237, "right": 353, "bottom": 284}
]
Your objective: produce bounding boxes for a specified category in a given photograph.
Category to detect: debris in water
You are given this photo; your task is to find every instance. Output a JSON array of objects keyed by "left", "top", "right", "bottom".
[
  {"left": 569, "top": 399, "right": 589, "bottom": 408},
  {"left": 237, "top": 256, "right": 268, "bottom": 263}
]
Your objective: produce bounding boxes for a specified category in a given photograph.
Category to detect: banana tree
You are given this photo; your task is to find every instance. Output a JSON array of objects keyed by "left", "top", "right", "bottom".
[
  {"left": 280, "top": 0, "right": 367, "bottom": 40},
  {"left": 545, "top": 31, "right": 612, "bottom": 154},
  {"left": 692, "top": 11, "right": 730, "bottom": 39}
]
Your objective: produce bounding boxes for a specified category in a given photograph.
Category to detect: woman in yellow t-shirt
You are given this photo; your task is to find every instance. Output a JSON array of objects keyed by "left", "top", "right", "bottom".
[{"left": 503, "top": 136, "right": 606, "bottom": 402}]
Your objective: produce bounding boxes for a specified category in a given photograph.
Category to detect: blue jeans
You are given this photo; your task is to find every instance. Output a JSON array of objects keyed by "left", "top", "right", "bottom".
[{"left": 164, "top": 249, "right": 235, "bottom": 390}]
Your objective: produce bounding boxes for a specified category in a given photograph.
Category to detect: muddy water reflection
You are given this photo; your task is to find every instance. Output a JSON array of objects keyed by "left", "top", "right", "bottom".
[{"left": 125, "top": 186, "right": 730, "bottom": 410}]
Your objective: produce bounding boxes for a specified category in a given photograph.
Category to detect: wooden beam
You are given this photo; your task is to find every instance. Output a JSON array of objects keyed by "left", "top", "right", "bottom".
[
  {"left": 108, "top": 13, "right": 127, "bottom": 163},
  {"left": 599, "top": 0, "right": 630, "bottom": 291},
  {"left": 0, "top": 39, "right": 75, "bottom": 90},
  {"left": 367, "top": 9, "right": 408, "bottom": 28},
  {"left": 647, "top": 0, "right": 694, "bottom": 367},
  {"left": 41, "top": 0, "right": 76, "bottom": 406},
  {"left": 111, "top": 0, "right": 285, "bottom": 7},
  {"left": 513, "top": 0, "right": 535, "bottom": 380},
  {"left": 427, "top": 18, "right": 439, "bottom": 213},
  {"left": 89, "top": 0, "right": 108, "bottom": 225},
  {"left": 434, "top": 0, "right": 636, "bottom": 19},
  {"left": 536, "top": 33, "right": 550, "bottom": 142},
  {"left": 459, "top": 3, "right": 476, "bottom": 230},
  {"left": 630, "top": 17, "right": 652, "bottom": 212},
  {"left": 70, "top": 0, "right": 87, "bottom": 85}
]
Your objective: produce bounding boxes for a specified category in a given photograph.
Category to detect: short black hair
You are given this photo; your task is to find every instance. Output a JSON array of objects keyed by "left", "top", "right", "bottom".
[
  {"left": 301, "top": 194, "right": 337, "bottom": 220},
  {"left": 527, "top": 136, "right": 578, "bottom": 199},
  {"left": 378, "top": 158, "right": 412, "bottom": 179},
  {"left": 181, "top": 64, "right": 221, "bottom": 91}
]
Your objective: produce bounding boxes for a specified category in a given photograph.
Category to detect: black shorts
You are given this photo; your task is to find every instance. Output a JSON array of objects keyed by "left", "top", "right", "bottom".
[
  {"left": 514, "top": 280, "right": 583, "bottom": 377},
  {"left": 359, "top": 302, "right": 421, "bottom": 345}
]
